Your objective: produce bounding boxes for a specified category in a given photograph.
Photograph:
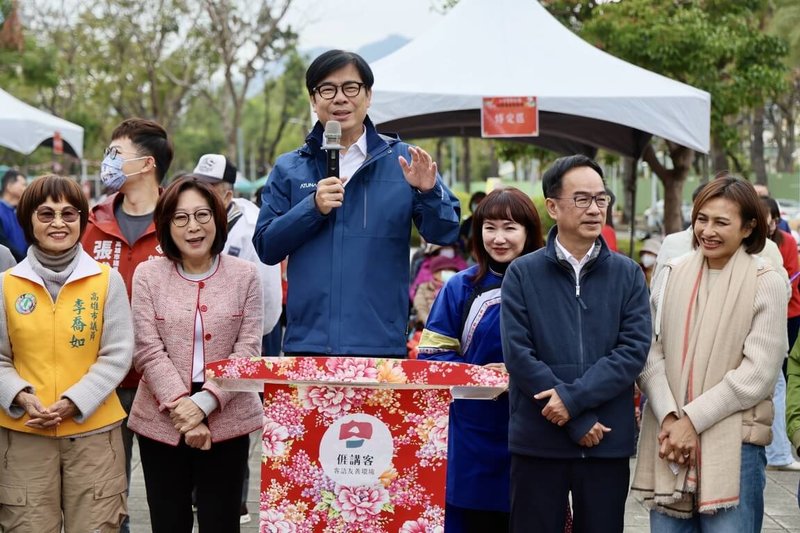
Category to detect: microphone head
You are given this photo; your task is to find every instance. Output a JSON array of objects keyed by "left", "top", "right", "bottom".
[{"left": 323, "top": 120, "right": 342, "bottom": 149}]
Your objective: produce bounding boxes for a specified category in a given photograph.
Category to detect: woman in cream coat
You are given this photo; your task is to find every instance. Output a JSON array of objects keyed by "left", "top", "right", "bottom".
[{"left": 632, "top": 177, "right": 787, "bottom": 532}]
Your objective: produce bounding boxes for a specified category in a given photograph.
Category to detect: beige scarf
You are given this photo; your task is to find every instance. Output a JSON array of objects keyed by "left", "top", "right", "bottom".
[{"left": 632, "top": 247, "right": 759, "bottom": 517}]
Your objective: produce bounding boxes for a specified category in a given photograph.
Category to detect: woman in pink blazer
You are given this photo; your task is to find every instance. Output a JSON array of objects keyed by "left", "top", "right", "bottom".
[{"left": 128, "top": 176, "right": 263, "bottom": 533}]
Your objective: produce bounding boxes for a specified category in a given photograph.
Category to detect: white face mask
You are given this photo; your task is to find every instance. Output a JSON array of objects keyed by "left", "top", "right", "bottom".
[
  {"left": 440, "top": 270, "right": 457, "bottom": 282},
  {"left": 438, "top": 248, "right": 456, "bottom": 259},
  {"left": 640, "top": 254, "right": 656, "bottom": 268}
]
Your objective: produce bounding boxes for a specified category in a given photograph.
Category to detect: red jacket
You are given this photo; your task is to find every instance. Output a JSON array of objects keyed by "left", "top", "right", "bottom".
[
  {"left": 81, "top": 193, "right": 163, "bottom": 387},
  {"left": 777, "top": 230, "right": 800, "bottom": 319}
]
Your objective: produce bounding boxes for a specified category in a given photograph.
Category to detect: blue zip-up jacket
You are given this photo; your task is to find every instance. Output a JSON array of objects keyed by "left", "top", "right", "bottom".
[
  {"left": 0, "top": 201, "right": 26, "bottom": 260},
  {"left": 501, "top": 227, "right": 651, "bottom": 458},
  {"left": 253, "top": 118, "right": 460, "bottom": 356}
]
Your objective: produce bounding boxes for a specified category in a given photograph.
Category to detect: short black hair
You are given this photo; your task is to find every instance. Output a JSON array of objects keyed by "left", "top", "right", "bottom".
[
  {"left": 1, "top": 169, "right": 24, "bottom": 194},
  {"left": 110, "top": 118, "right": 174, "bottom": 184},
  {"left": 541, "top": 155, "right": 604, "bottom": 198},
  {"left": 306, "top": 50, "right": 374, "bottom": 94}
]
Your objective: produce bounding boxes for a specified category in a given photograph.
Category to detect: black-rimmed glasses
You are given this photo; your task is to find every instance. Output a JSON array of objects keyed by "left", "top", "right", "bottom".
[
  {"left": 172, "top": 208, "right": 213, "bottom": 227},
  {"left": 35, "top": 206, "right": 81, "bottom": 223},
  {"left": 313, "top": 82, "right": 366, "bottom": 100},
  {"left": 103, "top": 146, "right": 143, "bottom": 160},
  {"left": 551, "top": 194, "right": 612, "bottom": 209}
]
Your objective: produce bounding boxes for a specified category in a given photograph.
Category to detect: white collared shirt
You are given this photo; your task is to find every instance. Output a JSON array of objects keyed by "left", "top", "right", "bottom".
[
  {"left": 555, "top": 236, "right": 595, "bottom": 282},
  {"left": 339, "top": 127, "right": 368, "bottom": 187}
]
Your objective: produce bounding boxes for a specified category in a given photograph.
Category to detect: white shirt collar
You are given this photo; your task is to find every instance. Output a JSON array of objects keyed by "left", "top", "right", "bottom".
[{"left": 555, "top": 236, "right": 595, "bottom": 279}]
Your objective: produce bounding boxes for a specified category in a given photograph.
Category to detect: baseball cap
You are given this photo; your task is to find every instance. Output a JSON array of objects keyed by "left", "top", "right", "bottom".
[{"left": 192, "top": 154, "right": 237, "bottom": 185}]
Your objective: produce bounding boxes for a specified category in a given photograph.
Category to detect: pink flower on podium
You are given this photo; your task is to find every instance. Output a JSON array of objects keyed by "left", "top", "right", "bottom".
[
  {"left": 326, "top": 357, "right": 379, "bottom": 382},
  {"left": 299, "top": 386, "right": 360, "bottom": 418},
  {"left": 333, "top": 484, "right": 391, "bottom": 523},
  {"left": 400, "top": 518, "right": 444, "bottom": 533},
  {"left": 262, "top": 421, "right": 290, "bottom": 457},
  {"left": 428, "top": 415, "right": 449, "bottom": 453},
  {"left": 260, "top": 508, "right": 297, "bottom": 532}
]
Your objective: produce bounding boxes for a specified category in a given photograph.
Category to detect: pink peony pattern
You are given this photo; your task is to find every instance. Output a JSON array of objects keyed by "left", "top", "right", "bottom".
[
  {"left": 260, "top": 509, "right": 297, "bottom": 533},
  {"left": 325, "top": 357, "right": 379, "bottom": 382},
  {"left": 467, "top": 365, "right": 509, "bottom": 388},
  {"left": 262, "top": 421, "right": 290, "bottom": 457},
  {"left": 332, "top": 484, "right": 391, "bottom": 523},
  {"left": 400, "top": 517, "right": 445, "bottom": 533},
  {"left": 298, "top": 385, "right": 365, "bottom": 419}
]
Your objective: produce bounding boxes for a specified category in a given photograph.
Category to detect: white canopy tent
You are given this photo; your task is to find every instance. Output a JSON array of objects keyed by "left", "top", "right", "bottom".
[
  {"left": 0, "top": 88, "right": 84, "bottom": 159},
  {"left": 369, "top": 0, "right": 710, "bottom": 158}
]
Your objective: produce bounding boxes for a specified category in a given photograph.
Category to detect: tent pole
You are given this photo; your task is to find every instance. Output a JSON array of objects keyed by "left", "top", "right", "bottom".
[{"left": 624, "top": 157, "right": 639, "bottom": 258}]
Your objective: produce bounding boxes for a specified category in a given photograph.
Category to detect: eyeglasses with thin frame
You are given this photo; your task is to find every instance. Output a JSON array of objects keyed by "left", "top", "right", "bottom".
[
  {"left": 103, "top": 146, "right": 144, "bottom": 160},
  {"left": 313, "top": 82, "right": 366, "bottom": 100},
  {"left": 35, "top": 206, "right": 81, "bottom": 224},
  {"left": 551, "top": 194, "right": 612, "bottom": 209},
  {"left": 171, "top": 208, "right": 213, "bottom": 227}
]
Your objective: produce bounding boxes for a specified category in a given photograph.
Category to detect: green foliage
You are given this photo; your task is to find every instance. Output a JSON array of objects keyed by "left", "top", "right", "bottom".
[{"left": 583, "top": 0, "right": 789, "bottom": 158}]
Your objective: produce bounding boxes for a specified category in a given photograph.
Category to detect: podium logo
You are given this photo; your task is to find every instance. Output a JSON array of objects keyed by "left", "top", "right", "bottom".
[
  {"left": 339, "top": 420, "right": 373, "bottom": 448},
  {"left": 320, "top": 414, "right": 393, "bottom": 487}
]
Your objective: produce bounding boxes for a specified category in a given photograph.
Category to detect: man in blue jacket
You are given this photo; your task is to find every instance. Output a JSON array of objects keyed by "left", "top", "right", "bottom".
[
  {"left": 501, "top": 155, "right": 651, "bottom": 532},
  {"left": 253, "top": 49, "right": 460, "bottom": 357}
]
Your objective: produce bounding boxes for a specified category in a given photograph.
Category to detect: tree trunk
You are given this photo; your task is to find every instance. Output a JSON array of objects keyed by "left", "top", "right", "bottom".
[
  {"left": 461, "top": 137, "right": 471, "bottom": 193},
  {"left": 487, "top": 142, "right": 499, "bottom": 177},
  {"left": 642, "top": 142, "right": 693, "bottom": 235},
  {"left": 710, "top": 135, "right": 728, "bottom": 173},
  {"left": 622, "top": 157, "right": 637, "bottom": 227},
  {"left": 750, "top": 106, "right": 767, "bottom": 185}
]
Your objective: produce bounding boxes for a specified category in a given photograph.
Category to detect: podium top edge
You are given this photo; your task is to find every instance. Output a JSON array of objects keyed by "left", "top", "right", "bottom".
[{"left": 204, "top": 356, "right": 509, "bottom": 389}]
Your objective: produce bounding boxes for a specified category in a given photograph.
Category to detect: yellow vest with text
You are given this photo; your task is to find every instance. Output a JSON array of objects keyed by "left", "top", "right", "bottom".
[{"left": 0, "top": 264, "right": 125, "bottom": 436}]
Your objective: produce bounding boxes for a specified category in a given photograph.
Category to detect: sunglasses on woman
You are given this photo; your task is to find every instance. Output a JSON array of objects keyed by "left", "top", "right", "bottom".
[{"left": 35, "top": 206, "right": 81, "bottom": 223}]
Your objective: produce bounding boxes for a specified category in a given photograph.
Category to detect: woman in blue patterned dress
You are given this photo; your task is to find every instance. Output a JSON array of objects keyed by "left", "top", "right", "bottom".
[{"left": 418, "top": 187, "right": 544, "bottom": 532}]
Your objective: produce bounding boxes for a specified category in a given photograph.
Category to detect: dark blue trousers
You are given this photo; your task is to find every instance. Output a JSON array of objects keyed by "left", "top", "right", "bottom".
[{"left": 510, "top": 454, "right": 629, "bottom": 533}]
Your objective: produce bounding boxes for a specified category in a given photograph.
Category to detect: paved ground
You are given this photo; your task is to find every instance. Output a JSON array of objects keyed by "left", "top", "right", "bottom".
[{"left": 126, "top": 432, "right": 800, "bottom": 532}]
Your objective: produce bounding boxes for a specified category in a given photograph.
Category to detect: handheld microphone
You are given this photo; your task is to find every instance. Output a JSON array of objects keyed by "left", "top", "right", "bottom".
[{"left": 322, "top": 120, "right": 343, "bottom": 178}]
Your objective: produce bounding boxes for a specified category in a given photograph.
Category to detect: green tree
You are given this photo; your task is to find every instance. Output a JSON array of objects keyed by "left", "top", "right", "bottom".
[
  {"left": 198, "top": 0, "right": 297, "bottom": 159},
  {"left": 583, "top": 0, "right": 788, "bottom": 233}
]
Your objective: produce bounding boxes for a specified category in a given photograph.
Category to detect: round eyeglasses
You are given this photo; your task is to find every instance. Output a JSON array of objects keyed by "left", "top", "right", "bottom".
[
  {"left": 35, "top": 206, "right": 81, "bottom": 224},
  {"left": 103, "top": 146, "right": 144, "bottom": 160},
  {"left": 313, "top": 82, "right": 366, "bottom": 100},
  {"left": 172, "top": 208, "right": 213, "bottom": 227}
]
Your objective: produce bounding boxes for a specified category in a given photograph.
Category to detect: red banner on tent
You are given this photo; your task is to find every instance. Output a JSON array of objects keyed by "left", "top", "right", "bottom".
[
  {"left": 481, "top": 96, "right": 539, "bottom": 138},
  {"left": 52, "top": 131, "right": 63, "bottom": 155}
]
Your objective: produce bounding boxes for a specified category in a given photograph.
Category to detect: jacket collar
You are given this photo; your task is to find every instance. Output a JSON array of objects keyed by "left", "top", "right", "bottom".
[
  {"left": 299, "top": 116, "right": 400, "bottom": 159},
  {"left": 545, "top": 225, "right": 607, "bottom": 270},
  {"left": 87, "top": 190, "right": 160, "bottom": 244},
  {"left": 10, "top": 248, "right": 102, "bottom": 288}
]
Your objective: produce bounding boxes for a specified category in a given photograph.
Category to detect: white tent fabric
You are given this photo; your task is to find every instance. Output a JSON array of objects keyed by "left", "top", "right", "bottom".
[
  {"left": 369, "top": 0, "right": 710, "bottom": 157},
  {"left": 0, "top": 88, "right": 84, "bottom": 158}
]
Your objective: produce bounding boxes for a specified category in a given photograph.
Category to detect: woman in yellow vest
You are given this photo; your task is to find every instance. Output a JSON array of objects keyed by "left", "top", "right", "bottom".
[{"left": 0, "top": 174, "right": 133, "bottom": 532}]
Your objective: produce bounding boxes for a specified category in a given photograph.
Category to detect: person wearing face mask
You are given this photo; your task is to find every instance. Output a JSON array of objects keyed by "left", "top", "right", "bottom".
[
  {"left": 81, "top": 117, "right": 173, "bottom": 533},
  {"left": 410, "top": 244, "right": 468, "bottom": 302},
  {"left": 638, "top": 238, "right": 662, "bottom": 287},
  {"left": 412, "top": 254, "right": 463, "bottom": 327},
  {"left": 418, "top": 188, "right": 546, "bottom": 532}
]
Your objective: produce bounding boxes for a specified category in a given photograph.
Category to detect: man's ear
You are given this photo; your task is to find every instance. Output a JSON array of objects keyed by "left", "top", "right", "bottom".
[{"left": 545, "top": 198, "right": 559, "bottom": 220}]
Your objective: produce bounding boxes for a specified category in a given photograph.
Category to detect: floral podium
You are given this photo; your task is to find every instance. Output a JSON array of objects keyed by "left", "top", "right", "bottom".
[{"left": 205, "top": 356, "right": 508, "bottom": 532}]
